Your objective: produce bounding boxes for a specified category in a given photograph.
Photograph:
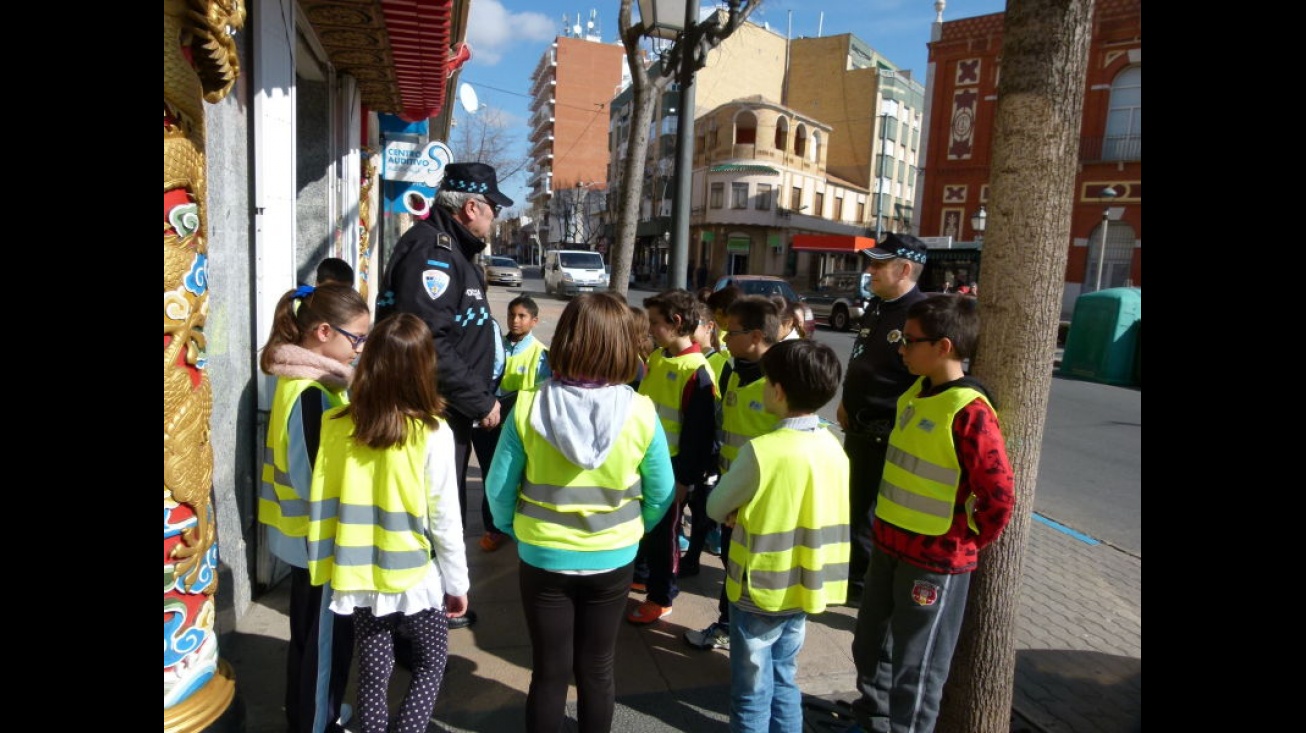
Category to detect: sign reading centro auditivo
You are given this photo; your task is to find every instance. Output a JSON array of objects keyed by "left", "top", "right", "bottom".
[{"left": 383, "top": 140, "right": 452, "bottom": 186}]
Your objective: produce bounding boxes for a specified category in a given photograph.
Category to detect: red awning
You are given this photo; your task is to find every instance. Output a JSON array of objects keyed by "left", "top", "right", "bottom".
[
  {"left": 382, "top": 0, "right": 454, "bottom": 122},
  {"left": 791, "top": 234, "right": 877, "bottom": 253}
]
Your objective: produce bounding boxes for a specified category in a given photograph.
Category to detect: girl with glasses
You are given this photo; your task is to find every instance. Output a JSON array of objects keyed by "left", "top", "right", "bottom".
[{"left": 257, "top": 282, "right": 370, "bottom": 733}]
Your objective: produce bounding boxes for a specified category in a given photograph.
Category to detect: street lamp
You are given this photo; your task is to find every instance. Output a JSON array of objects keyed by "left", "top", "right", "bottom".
[
  {"left": 639, "top": 0, "right": 748, "bottom": 290},
  {"left": 970, "top": 206, "right": 986, "bottom": 247},
  {"left": 1093, "top": 186, "right": 1119, "bottom": 292}
]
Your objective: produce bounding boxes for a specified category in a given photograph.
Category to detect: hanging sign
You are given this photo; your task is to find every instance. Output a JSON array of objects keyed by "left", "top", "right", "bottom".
[{"left": 383, "top": 141, "right": 453, "bottom": 186}]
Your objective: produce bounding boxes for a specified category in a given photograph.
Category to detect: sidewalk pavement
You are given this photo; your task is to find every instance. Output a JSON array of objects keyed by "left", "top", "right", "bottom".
[{"left": 222, "top": 459, "right": 1140, "bottom": 733}]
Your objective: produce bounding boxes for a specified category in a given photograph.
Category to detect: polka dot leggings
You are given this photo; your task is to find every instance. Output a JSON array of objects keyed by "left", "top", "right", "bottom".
[{"left": 352, "top": 606, "right": 449, "bottom": 733}]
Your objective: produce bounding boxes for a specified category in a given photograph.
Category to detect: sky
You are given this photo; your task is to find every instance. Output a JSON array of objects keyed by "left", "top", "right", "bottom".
[{"left": 455, "top": 0, "right": 1008, "bottom": 208}]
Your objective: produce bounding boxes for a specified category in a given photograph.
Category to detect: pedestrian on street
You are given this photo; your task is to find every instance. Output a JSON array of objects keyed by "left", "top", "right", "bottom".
[
  {"left": 376, "top": 161, "right": 514, "bottom": 630},
  {"left": 257, "top": 283, "right": 368, "bottom": 733},
  {"left": 306, "top": 313, "right": 470, "bottom": 733},
  {"left": 835, "top": 233, "right": 931, "bottom": 604},
  {"left": 847, "top": 294, "right": 1015, "bottom": 733},
  {"left": 483, "top": 292, "right": 675, "bottom": 733}
]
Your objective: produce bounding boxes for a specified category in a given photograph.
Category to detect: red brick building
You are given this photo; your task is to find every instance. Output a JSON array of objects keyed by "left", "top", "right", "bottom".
[{"left": 917, "top": 0, "right": 1141, "bottom": 314}]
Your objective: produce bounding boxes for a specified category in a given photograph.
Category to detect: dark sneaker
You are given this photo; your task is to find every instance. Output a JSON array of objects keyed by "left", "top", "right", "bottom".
[
  {"left": 683, "top": 621, "right": 730, "bottom": 650},
  {"left": 448, "top": 609, "right": 478, "bottom": 630}
]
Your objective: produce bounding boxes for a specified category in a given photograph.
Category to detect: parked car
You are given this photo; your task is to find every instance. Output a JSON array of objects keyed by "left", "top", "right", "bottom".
[
  {"left": 485, "top": 256, "right": 523, "bottom": 288},
  {"left": 544, "top": 249, "right": 608, "bottom": 297},
  {"left": 800, "top": 270, "right": 870, "bottom": 331},
  {"left": 712, "top": 274, "right": 816, "bottom": 335}
]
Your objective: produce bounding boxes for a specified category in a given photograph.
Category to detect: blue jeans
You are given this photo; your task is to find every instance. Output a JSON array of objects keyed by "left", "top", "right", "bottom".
[{"left": 728, "top": 603, "right": 807, "bottom": 733}]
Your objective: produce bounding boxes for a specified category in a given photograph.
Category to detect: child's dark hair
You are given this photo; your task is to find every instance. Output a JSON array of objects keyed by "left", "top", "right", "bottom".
[
  {"left": 706, "top": 285, "right": 741, "bottom": 316},
  {"left": 759, "top": 339, "right": 843, "bottom": 413},
  {"left": 906, "top": 293, "right": 980, "bottom": 360},
  {"left": 316, "top": 257, "right": 355, "bottom": 286},
  {"left": 643, "top": 289, "right": 701, "bottom": 336},
  {"left": 259, "top": 283, "right": 369, "bottom": 374},
  {"left": 508, "top": 294, "right": 539, "bottom": 319},
  {"left": 339, "top": 313, "right": 445, "bottom": 449},
  {"left": 726, "top": 295, "right": 780, "bottom": 344}
]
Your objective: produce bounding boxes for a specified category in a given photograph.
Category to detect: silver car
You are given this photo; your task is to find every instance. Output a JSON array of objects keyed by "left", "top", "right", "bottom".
[
  {"left": 485, "top": 256, "right": 523, "bottom": 288},
  {"left": 800, "top": 270, "right": 870, "bottom": 331}
]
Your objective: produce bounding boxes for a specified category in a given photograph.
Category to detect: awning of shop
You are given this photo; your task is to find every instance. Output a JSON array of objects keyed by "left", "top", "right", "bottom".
[
  {"left": 709, "top": 164, "right": 780, "bottom": 174},
  {"left": 791, "top": 234, "right": 877, "bottom": 253},
  {"left": 301, "top": 0, "right": 464, "bottom": 122}
]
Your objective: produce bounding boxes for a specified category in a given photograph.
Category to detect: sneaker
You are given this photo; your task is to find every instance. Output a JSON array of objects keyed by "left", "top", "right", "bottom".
[
  {"left": 683, "top": 621, "right": 730, "bottom": 650},
  {"left": 626, "top": 600, "right": 672, "bottom": 624},
  {"left": 677, "top": 562, "right": 700, "bottom": 578},
  {"left": 447, "top": 609, "right": 478, "bottom": 630},
  {"left": 630, "top": 580, "right": 648, "bottom": 593},
  {"left": 479, "top": 531, "right": 508, "bottom": 552}
]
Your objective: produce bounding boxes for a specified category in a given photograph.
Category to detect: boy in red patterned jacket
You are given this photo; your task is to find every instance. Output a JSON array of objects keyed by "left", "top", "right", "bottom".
[{"left": 848, "top": 293, "right": 1015, "bottom": 733}]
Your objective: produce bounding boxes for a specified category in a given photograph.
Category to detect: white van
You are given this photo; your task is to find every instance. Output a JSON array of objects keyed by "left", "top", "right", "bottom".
[{"left": 543, "top": 249, "right": 609, "bottom": 297}]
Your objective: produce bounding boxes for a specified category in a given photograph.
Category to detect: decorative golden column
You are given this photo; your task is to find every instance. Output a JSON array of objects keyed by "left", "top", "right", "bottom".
[{"left": 164, "top": 1, "right": 245, "bottom": 730}]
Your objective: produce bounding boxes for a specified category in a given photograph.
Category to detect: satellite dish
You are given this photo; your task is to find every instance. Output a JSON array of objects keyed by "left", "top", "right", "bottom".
[{"left": 458, "top": 83, "right": 480, "bottom": 115}]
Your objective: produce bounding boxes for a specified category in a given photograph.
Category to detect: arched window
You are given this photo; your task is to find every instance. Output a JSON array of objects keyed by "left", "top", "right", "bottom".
[
  {"left": 734, "top": 110, "right": 757, "bottom": 145},
  {"left": 811, "top": 130, "right": 822, "bottom": 163},
  {"left": 794, "top": 124, "right": 807, "bottom": 158},
  {"left": 1104, "top": 66, "right": 1140, "bottom": 160},
  {"left": 774, "top": 117, "right": 789, "bottom": 152}
]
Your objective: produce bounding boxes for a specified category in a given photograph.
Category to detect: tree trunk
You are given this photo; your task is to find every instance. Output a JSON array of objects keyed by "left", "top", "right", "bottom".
[
  {"left": 936, "top": 2, "right": 1095, "bottom": 732},
  {"left": 610, "top": 0, "right": 660, "bottom": 300}
]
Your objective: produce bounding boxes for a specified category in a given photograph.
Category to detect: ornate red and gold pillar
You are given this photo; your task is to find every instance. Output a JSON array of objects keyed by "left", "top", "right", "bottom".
[{"left": 164, "top": 0, "right": 245, "bottom": 730}]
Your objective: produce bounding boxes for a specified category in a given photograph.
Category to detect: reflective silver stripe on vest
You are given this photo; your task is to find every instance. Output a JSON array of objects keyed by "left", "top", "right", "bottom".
[
  {"left": 733, "top": 561, "right": 850, "bottom": 592},
  {"left": 738, "top": 523, "right": 851, "bottom": 555},
  {"left": 334, "top": 501, "right": 427, "bottom": 536},
  {"left": 655, "top": 403, "right": 680, "bottom": 424},
  {"left": 885, "top": 445, "right": 960, "bottom": 487},
  {"left": 721, "top": 430, "right": 750, "bottom": 448},
  {"left": 306, "top": 537, "right": 429, "bottom": 572},
  {"left": 260, "top": 447, "right": 301, "bottom": 509},
  {"left": 520, "top": 479, "right": 642, "bottom": 509},
  {"left": 515, "top": 497, "right": 643, "bottom": 532},
  {"left": 878, "top": 477, "right": 954, "bottom": 520}
]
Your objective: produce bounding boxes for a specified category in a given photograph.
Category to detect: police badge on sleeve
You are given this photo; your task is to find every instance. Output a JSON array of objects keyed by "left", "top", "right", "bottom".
[{"left": 423, "top": 269, "right": 452, "bottom": 300}]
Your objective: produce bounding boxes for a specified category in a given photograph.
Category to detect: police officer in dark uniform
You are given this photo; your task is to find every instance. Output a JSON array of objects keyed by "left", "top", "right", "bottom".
[
  {"left": 377, "top": 162, "right": 513, "bottom": 630},
  {"left": 835, "top": 233, "right": 929, "bottom": 604}
]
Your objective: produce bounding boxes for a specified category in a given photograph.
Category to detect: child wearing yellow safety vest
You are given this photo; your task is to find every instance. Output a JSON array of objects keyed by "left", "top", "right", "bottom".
[
  {"left": 706, "top": 338, "right": 850, "bottom": 733},
  {"left": 306, "top": 314, "right": 470, "bottom": 733},
  {"left": 258, "top": 283, "right": 369, "bottom": 733},
  {"left": 847, "top": 293, "right": 1015, "bottom": 733},
  {"left": 474, "top": 295, "right": 551, "bottom": 553}
]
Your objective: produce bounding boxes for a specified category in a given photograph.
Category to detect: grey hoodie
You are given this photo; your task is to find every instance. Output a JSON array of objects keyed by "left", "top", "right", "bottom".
[{"left": 529, "top": 381, "right": 637, "bottom": 470}]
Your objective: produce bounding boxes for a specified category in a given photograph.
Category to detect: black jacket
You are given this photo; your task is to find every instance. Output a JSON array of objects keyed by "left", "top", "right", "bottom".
[
  {"left": 840, "top": 286, "right": 929, "bottom": 428},
  {"left": 377, "top": 208, "right": 500, "bottom": 422}
]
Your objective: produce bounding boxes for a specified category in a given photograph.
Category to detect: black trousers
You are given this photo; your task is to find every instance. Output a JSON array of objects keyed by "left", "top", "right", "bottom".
[
  {"left": 519, "top": 561, "right": 634, "bottom": 733},
  {"left": 286, "top": 567, "right": 354, "bottom": 733},
  {"left": 843, "top": 429, "right": 891, "bottom": 593}
]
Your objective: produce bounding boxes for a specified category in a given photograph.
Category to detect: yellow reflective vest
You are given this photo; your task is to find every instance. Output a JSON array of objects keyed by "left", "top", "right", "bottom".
[
  {"left": 706, "top": 347, "right": 730, "bottom": 385},
  {"left": 639, "top": 349, "right": 714, "bottom": 456},
  {"left": 725, "top": 427, "right": 851, "bottom": 613},
  {"left": 500, "top": 338, "right": 547, "bottom": 394},
  {"left": 510, "top": 388, "right": 658, "bottom": 551},
  {"left": 718, "top": 372, "right": 777, "bottom": 475},
  {"left": 876, "top": 379, "right": 993, "bottom": 536},
  {"left": 305, "top": 408, "right": 438, "bottom": 593},
  {"left": 259, "top": 378, "right": 348, "bottom": 544}
]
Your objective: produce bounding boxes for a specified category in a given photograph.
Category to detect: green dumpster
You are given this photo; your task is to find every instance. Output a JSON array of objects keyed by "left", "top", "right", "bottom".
[{"left": 1058, "top": 287, "right": 1141, "bottom": 386}]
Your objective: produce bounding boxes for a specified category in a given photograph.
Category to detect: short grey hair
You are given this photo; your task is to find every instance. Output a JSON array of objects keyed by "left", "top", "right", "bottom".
[{"left": 435, "top": 189, "right": 479, "bottom": 214}]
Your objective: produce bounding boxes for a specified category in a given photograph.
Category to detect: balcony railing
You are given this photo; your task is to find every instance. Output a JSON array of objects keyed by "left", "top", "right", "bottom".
[{"left": 1079, "top": 135, "right": 1141, "bottom": 162}]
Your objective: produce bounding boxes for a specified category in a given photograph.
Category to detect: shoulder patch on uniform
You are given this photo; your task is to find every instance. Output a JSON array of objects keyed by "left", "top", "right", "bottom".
[
  {"left": 423, "top": 270, "right": 452, "bottom": 300},
  {"left": 435, "top": 233, "right": 453, "bottom": 251}
]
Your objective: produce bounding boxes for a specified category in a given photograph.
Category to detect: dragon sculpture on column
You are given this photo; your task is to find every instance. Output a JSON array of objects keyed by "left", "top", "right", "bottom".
[{"left": 163, "top": 0, "right": 245, "bottom": 729}]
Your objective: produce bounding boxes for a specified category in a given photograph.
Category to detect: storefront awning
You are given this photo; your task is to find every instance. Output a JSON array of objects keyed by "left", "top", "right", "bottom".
[
  {"left": 791, "top": 234, "right": 877, "bottom": 253},
  {"left": 301, "top": 0, "right": 463, "bottom": 122}
]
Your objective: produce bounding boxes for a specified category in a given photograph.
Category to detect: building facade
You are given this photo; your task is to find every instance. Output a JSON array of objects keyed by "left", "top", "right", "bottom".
[
  {"left": 916, "top": 0, "right": 1142, "bottom": 316},
  {"left": 527, "top": 30, "right": 626, "bottom": 250}
]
